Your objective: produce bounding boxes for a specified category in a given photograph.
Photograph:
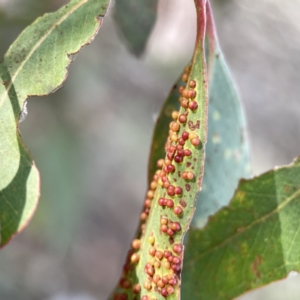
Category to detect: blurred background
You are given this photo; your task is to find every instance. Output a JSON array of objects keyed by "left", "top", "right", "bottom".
[{"left": 0, "top": 0, "right": 300, "bottom": 299}]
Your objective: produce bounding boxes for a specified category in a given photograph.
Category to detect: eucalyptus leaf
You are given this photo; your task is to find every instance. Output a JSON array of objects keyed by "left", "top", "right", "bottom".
[
  {"left": 191, "top": 0, "right": 251, "bottom": 228},
  {"left": 109, "top": 0, "right": 209, "bottom": 299},
  {"left": 0, "top": 0, "right": 110, "bottom": 247},
  {"left": 182, "top": 157, "right": 300, "bottom": 299},
  {"left": 148, "top": 2, "right": 251, "bottom": 230}
]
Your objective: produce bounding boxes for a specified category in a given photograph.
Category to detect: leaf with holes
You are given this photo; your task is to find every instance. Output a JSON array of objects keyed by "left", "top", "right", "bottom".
[
  {"left": 182, "top": 157, "right": 300, "bottom": 299},
  {"left": 0, "top": 0, "right": 110, "bottom": 247}
]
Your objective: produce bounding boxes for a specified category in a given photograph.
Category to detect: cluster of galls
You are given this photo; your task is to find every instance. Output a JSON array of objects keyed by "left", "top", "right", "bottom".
[
  {"left": 137, "top": 72, "right": 199, "bottom": 227},
  {"left": 159, "top": 216, "right": 181, "bottom": 237},
  {"left": 114, "top": 240, "right": 183, "bottom": 299},
  {"left": 114, "top": 278, "right": 142, "bottom": 300},
  {"left": 136, "top": 76, "right": 199, "bottom": 299},
  {"left": 154, "top": 76, "right": 199, "bottom": 222},
  {"left": 112, "top": 247, "right": 139, "bottom": 300},
  {"left": 114, "top": 72, "right": 199, "bottom": 299},
  {"left": 139, "top": 160, "right": 160, "bottom": 225},
  {"left": 142, "top": 237, "right": 183, "bottom": 298},
  {"left": 113, "top": 235, "right": 146, "bottom": 300},
  {"left": 113, "top": 173, "right": 161, "bottom": 300}
]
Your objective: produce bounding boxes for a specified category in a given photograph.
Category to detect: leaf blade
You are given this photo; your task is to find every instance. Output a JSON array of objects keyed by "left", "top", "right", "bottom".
[
  {"left": 182, "top": 157, "right": 300, "bottom": 299},
  {"left": 191, "top": 1, "right": 251, "bottom": 228},
  {"left": 109, "top": 0, "right": 209, "bottom": 299},
  {"left": 0, "top": 0, "right": 110, "bottom": 247}
]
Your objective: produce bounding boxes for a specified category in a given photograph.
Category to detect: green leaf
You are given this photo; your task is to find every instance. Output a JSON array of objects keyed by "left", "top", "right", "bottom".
[
  {"left": 148, "top": 1, "right": 251, "bottom": 229},
  {"left": 191, "top": 1, "right": 251, "bottom": 227},
  {"left": 109, "top": 0, "right": 209, "bottom": 299},
  {"left": 114, "top": 0, "right": 158, "bottom": 56},
  {"left": 147, "top": 2, "right": 252, "bottom": 299},
  {"left": 182, "top": 3, "right": 252, "bottom": 297},
  {"left": 0, "top": 0, "right": 110, "bottom": 247},
  {"left": 182, "top": 157, "right": 300, "bottom": 299}
]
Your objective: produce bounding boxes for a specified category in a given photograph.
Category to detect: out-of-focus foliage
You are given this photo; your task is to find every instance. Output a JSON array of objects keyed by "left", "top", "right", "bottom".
[{"left": 114, "top": 0, "right": 158, "bottom": 56}]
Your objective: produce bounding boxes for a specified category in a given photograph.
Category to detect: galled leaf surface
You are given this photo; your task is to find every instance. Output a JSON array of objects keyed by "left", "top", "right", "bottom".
[
  {"left": 114, "top": 0, "right": 158, "bottom": 56},
  {"left": 147, "top": 2, "right": 252, "bottom": 299},
  {"left": 149, "top": 2, "right": 251, "bottom": 228},
  {"left": 182, "top": 157, "right": 300, "bottom": 299},
  {"left": 148, "top": 79, "right": 181, "bottom": 183},
  {"left": 109, "top": 0, "right": 208, "bottom": 299},
  {"left": 0, "top": 0, "right": 110, "bottom": 247}
]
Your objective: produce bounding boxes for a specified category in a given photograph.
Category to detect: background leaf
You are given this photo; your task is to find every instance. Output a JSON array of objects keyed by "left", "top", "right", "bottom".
[
  {"left": 114, "top": 0, "right": 158, "bottom": 56},
  {"left": 182, "top": 3, "right": 252, "bottom": 298},
  {"left": 0, "top": 0, "right": 110, "bottom": 247},
  {"left": 182, "top": 156, "right": 300, "bottom": 299},
  {"left": 191, "top": 1, "right": 251, "bottom": 227}
]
